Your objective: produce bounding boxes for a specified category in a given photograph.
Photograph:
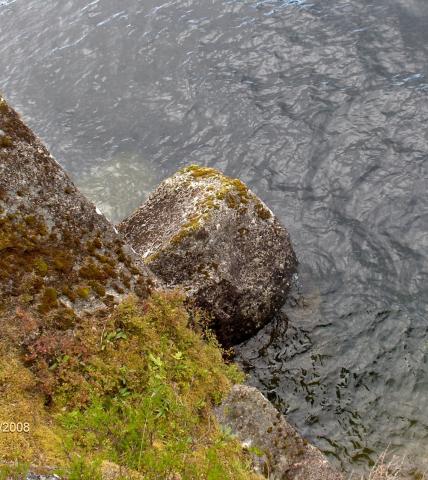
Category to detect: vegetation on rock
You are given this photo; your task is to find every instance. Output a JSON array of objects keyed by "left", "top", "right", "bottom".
[{"left": 0, "top": 292, "right": 261, "bottom": 479}]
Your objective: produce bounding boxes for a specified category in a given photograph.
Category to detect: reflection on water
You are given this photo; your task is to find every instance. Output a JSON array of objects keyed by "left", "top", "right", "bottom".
[{"left": 1, "top": 0, "right": 427, "bottom": 473}]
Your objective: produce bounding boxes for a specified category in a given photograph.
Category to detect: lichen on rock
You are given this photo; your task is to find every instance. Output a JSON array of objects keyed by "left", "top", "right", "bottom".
[{"left": 119, "top": 165, "right": 298, "bottom": 346}]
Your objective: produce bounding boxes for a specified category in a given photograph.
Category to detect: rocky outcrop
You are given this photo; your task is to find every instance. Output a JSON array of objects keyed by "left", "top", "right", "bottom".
[
  {"left": 0, "top": 95, "right": 159, "bottom": 323},
  {"left": 0, "top": 95, "right": 159, "bottom": 468},
  {"left": 119, "top": 166, "right": 297, "bottom": 346},
  {"left": 0, "top": 96, "right": 343, "bottom": 480},
  {"left": 217, "top": 385, "right": 343, "bottom": 480}
]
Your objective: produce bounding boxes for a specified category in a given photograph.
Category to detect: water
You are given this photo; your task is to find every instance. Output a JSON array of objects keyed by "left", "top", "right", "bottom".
[{"left": 1, "top": 0, "right": 427, "bottom": 473}]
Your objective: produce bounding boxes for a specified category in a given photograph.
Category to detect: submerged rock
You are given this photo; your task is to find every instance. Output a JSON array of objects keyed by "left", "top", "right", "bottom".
[
  {"left": 119, "top": 165, "right": 297, "bottom": 346},
  {"left": 216, "top": 385, "right": 343, "bottom": 480}
]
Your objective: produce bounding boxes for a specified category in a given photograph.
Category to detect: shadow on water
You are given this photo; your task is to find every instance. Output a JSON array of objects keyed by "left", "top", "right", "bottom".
[{"left": 1, "top": 0, "right": 427, "bottom": 473}]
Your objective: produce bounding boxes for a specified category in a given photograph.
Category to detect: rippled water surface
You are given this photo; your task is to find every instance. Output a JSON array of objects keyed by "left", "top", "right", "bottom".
[{"left": 1, "top": 0, "right": 427, "bottom": 473}]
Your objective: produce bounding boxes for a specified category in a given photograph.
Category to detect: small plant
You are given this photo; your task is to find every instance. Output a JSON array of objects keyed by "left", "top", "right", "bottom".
[{"left": 0, "top": 462, "right": 30, "bottom": 480}]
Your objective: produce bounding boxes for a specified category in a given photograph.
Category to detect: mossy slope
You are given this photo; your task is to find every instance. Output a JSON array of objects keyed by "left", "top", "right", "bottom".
[{"left": 1, "top": 293, "right": 260, "bottom": 479}]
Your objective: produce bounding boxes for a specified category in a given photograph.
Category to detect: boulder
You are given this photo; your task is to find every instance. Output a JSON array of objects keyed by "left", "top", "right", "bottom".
[
  {"left": 118, "top": 165, "right": 297, "bottom": 345},
  {"left": 216, "top": 385, "right": 343, "bottom": 480}
]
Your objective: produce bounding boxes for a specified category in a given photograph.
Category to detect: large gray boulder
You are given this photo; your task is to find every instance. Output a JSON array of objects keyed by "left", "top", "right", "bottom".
[
  {"left": 216, "top": 385, "right": 343, "bottom": 480},
  {"left": 118, "top": 165, "right": 297, "bottom": 346}
]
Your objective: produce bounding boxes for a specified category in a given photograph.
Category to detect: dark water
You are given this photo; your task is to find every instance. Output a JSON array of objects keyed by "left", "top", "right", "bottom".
[{"left": 1, "top": 0, "right": 427, "bottom": 473}]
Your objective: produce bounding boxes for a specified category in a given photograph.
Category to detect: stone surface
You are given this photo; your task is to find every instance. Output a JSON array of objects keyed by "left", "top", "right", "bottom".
[
  {"left": 0, "top": 94, "right": 159, "bottom": 323},
  {"left": 216, "top": 385, "right": 343, "bottom": 480},
  {"left": 26, "top": 475, "right": 60, "bottom": 480},
  {"left": 119, "top": 165, "right": 297, "bottom": 346}
]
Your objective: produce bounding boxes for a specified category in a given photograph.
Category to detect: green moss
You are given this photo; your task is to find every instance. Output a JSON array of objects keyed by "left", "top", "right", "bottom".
[
  {"left": 168, "top": 167, "right": 261, "bottom": 247},
  {"left": 76, "top": 286, "right": 91, "bottom": 299},
  {"left": 181, "top": 165, "right": 219, "bottom": 179},
  {"left": 170, "top": 214, "right": 203, "bottom": 245},
  {"left": 49, "top": 293, "right": 255, "bottom": 479},
  {"left": 33, "top": 257, "right": 48, "bottom": 276}
]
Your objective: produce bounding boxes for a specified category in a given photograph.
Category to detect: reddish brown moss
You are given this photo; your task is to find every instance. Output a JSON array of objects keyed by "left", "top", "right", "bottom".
[
  {"left": 79, "top": 260, "right": 116, "bottom": 281},
  {"left": 38, "top": 287, "right": 58, "bottom": 313},
  {"left": 53, "top": 251, "right": 74, "bottom": 273},
  {"left": 254, "top": 202, "right": 272, "bottom": 220},
  {"left": 88, "top": 280, "right": 106, "bottom": 297},
  {"left": 0, "top": 135, "right": 13, "bottom": 148}
]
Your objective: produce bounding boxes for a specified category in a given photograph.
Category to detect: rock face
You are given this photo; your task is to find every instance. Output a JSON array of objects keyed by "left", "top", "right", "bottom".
[
  {"left": 119, "top": 166, "right": 297, "bottom": 346},
  {"left": 216, "top": 385, "right": 343, "bottom": 480},
  {"left": 0, "top": 95, "right": 159, "bottom": 464},
  {"left": 0, "top": 95, "right": 159, "bottom": 322}
]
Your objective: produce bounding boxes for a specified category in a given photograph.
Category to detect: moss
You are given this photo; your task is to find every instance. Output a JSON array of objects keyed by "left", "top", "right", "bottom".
[
  {"left": 94, "top": 252, "right": 116, "bottom": 267},
  {"left": 119, "top": 273, "right": 131, "bottom": 289},
  {"left": 0, "top": 97, "right": 8, "bottom": 113},
  {"left": 53, "top": 251, "right": 74, "bottom": 273},
  {"left": 47, "top": 307, "right": 78, "bottom": 330},
  {"left": 181, "top": 165, "right": 219, "bottom": 179},
  {"left": 62, "top": 286, "right": 77, "bottom": 302},
  {"left": 168, "top": 167, "right": 261, "bottom": 247},
  {"left": 38, "top": 287, "right": 58, "bottom": 313},
  {"left": 33, "top": 257, "right": 48, "bottom": 276},
  {"left": 0, "top": 186, "right": 7, "bottom": 201},
  {"left": 170, "top": 214, "right": 203, "bottom": 245},
  {"left": 88, "top": 280, "right": 106, "bottom": 297},
  {"left": 86, "top": 237, "right": 103, "bottom": 254},
  {"left": 0, "top": 135, "right": 13, "bottom": 148},
  {"left": 76, "top": 286, "right": 91, "bottom": 299},
  {"left": 254, "top": 202, "right": 271, "bottom": 221},
  {"left": 79, "top": 260, "right": 116, "bottom": 281},
  {"left": 1, "top": 293, "right": 259, "bottom": 478}
]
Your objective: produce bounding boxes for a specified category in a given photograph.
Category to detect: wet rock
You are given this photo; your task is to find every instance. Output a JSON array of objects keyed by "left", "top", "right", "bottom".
[
  {"left": 216, "top": 385, "right": 343, "bottom": 480},
  {"left": 118, "top": 165, "right": 297, "bottom": 346}
]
